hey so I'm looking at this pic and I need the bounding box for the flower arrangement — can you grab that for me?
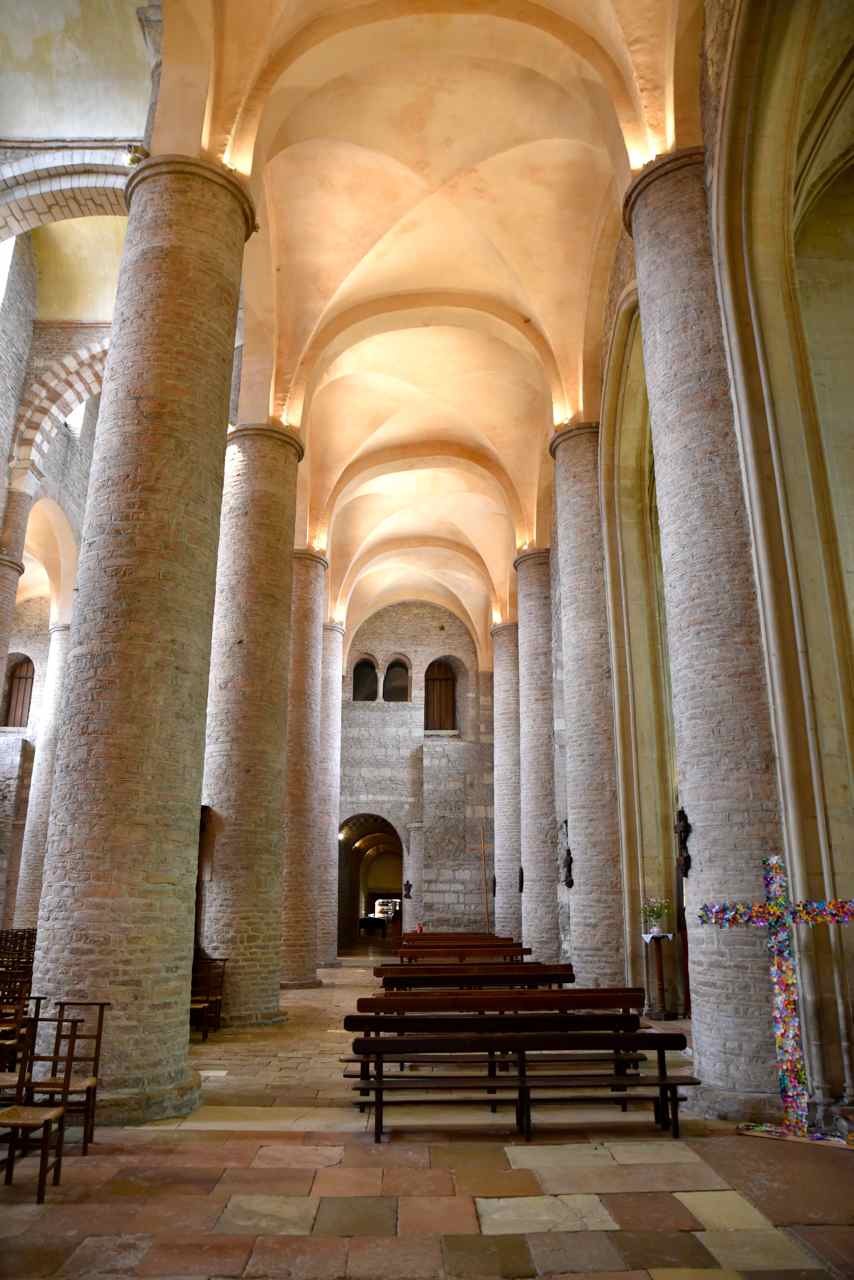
[642,896,671,932]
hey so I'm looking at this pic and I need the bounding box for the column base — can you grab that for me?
[682,1083,783,1124]
[319,959,343,969]
[95,1067,201,1127]
[220,1010,287,1028]
[280,978,323,989]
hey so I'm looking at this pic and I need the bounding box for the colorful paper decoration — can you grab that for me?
[698,856,854,1137]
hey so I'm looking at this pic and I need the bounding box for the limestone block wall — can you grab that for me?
[0,731,30,925]
[0,236,36,469]
[4,595,51,735]
[340,601,493,929]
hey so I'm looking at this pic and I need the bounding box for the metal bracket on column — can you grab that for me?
[518,866,524,894]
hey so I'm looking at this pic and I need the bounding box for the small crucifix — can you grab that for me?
[699,855,854,1135]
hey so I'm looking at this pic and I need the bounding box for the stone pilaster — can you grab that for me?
[200,423,303,1024]
[514,549,560,962]
[403,821,424,932]
[317,621,344,966]
[624,148,778,1112]
[32,154,254,1122]
[0,469,37,668]
[550,425,625,986]
[491,622,522,939]
[281,549,327,987]
[13,622,71,928]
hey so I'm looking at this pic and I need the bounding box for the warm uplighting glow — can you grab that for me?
[491,607,502,624]
[313,530,328,552]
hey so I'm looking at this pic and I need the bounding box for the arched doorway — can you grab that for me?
[337,813,403,953]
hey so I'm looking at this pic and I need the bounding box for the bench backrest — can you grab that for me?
[374,962,573,976]
[381,971,575,990]
[356,987,645,1014]
[352,1030,686,1056]
[344,1012,641,1034]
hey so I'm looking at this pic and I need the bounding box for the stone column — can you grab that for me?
[281,549,327,987]
[13,623,71,928]
[624,148,778,1112]
[32,155,254,1122]
[0,469,37,668]
[514,549,560,962]
[403,821,424,931]
[491,622,522,939]
[551,425,626,986]
[317,621,344,966]
[200,423,303,1024]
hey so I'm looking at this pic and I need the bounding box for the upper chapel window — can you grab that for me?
[383,661,409,702]
[5,657,34,727]
[424,659,456,730]
[353,659,378,701]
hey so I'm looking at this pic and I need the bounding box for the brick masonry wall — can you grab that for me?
[0,731,30,925]
[0,236,36,467]
[340,601,493,930]
[550,507,572,962]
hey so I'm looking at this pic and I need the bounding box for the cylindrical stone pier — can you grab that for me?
[281,549,327,987]
[32,154,254,1122]
[200,423,303,1024]
[625,147,778,1113]
[0,477,35,668]
[514,549,560,962]
[491,622,522,939]
[317,621,344,967]
[551,425,625,986]
[13,622,72,928]
[403,821,424,932]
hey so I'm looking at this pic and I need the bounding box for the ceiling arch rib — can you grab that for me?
[221,1,649,173]
[337,537,500,619]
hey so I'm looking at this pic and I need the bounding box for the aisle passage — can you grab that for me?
[1,969,851,1278]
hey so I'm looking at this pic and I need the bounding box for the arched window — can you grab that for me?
[352,658,378,702]
[424,659,456,730]
[383,660,409,702]
[5,657,34,727]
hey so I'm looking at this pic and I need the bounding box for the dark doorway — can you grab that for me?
[337,813,403,953]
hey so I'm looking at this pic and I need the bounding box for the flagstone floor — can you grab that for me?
[1,966,852,1279]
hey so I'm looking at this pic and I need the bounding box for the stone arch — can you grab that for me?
[382,653,411,703]
[14,341,108,471]
[350,653,379,702]
[0,149,132,242]
[337,812,404,949]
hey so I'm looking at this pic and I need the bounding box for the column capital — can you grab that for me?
[227,422,304,462]
[490,621,518,639]
[513,547,550,573]
[323,621,345,636]
[622,146,705,233]
[293,547,329,571]
[126,154,257,241]
[549,422,599,457]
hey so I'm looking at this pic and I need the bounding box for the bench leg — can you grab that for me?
[373,1092,383,1144]
[669,1086,680,1139]
[487,1053,497,1114]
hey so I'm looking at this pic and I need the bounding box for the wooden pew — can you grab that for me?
[377,964,575,990]
[356,987,646,1014]
[349,1026,698,1142]
[396,944,531,963]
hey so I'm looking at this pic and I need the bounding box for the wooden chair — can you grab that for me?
[190,958,227,1040]
[28,1001,110,1155]
[0,1015,80,1202]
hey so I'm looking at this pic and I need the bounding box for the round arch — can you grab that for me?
[337,812,404,951]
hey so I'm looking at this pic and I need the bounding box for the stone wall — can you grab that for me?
[340,601,493,929]
[0,236,36,469]
[551,505,571,961]
[4,595,51,737]
[0,731,32,925]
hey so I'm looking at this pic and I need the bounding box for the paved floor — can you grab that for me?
[1,967,852,1279]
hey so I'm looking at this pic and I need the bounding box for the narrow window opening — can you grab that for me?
[383,660,409,702]
[5,657,34,727]
[353,659,378,701]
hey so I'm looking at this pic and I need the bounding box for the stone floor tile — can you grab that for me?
[698,1229,820,1271]
[430,1143,512,1171]
[601,1192,705,1232]
[213,1194,319,1234]
[0,1203,46,1238]
[313,1196,397,1237]
[611,1229,719,1270]
[738,1272,833,1280]
[675,1191,773,1231]
[539,1272,648,1280]
[442,1233,536,1277]
[605,1142,702,1165]
[645,1270,742,1280]
[97,1166,224,1197]
[347,1234,445,1278]
[526,1227,626,1274]
[687,1138,854,1226]
[57,1234,153,1276]
[477,1195,618,1236]
[397,1194,479,1235]
[456,1169,544,1197]
[535,1164,729,1195]
[0,1241,75,1278]
[381,1167,455,1196]
[135,1233,253,1276]
[14,1197,223,1244]
[252,1145,344,1169]
[244,1235,348,1279]
[788,1225,854,1276]
[312,1168,384,1197]
[506,1146,615,1171]
[210,1167,315,1198]
[341,1144,430,1169]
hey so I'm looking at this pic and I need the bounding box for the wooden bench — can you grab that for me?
[356,987,646,1015]
[349,1027,697,1141]
[396,944,531,963]
[377,964,575,991]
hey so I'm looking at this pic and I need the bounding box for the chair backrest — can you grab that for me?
[23,1015,81,1102]
[52,1001,110,1077]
